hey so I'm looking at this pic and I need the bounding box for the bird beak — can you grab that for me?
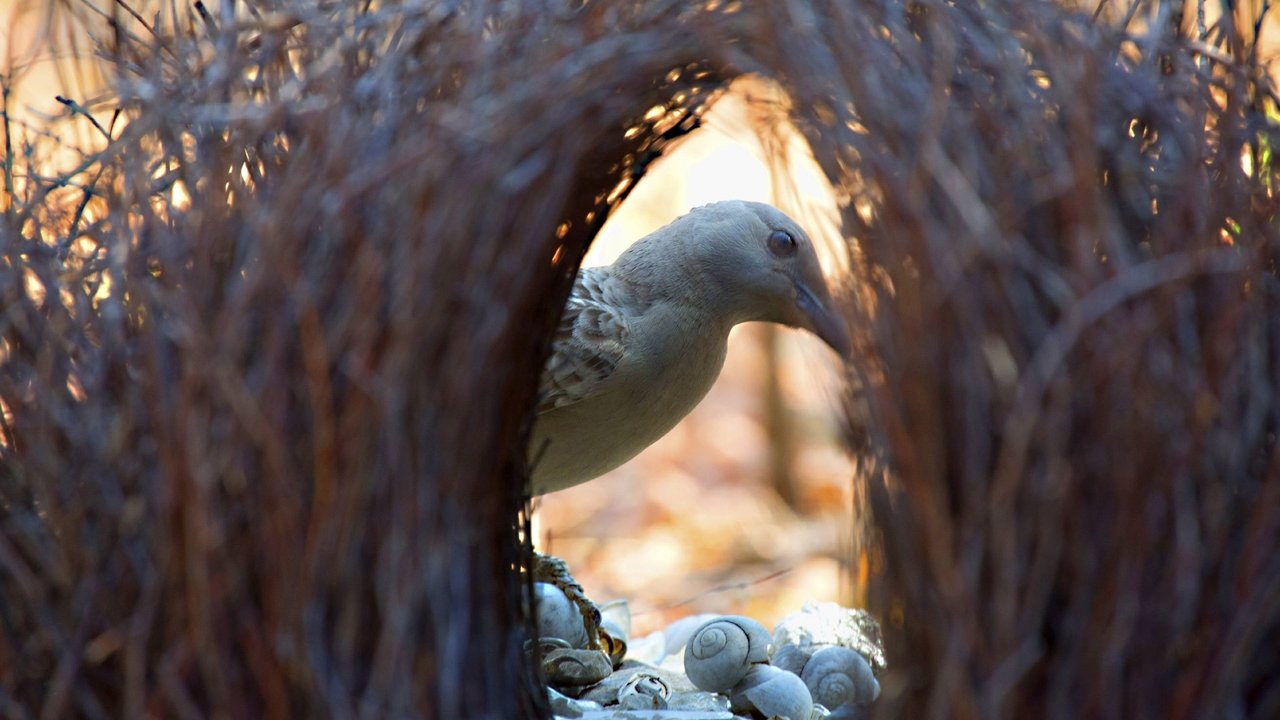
[794,281,851,358]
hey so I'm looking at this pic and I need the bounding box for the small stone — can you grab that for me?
[666,691,730,713]
[580,660,697,706]
[570,711,735,720]
[549,687,603,718]
[544,648,614,688]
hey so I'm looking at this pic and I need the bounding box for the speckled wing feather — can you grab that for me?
[537,267,631,414]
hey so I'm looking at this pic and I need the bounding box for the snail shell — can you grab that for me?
[683,615,771,692]
[534,582,590,649]
[772,602,886,672]
[728,664,813,720]
[617,672,671,710]
[771,642,813,676]
[799,645,880,711]
[598,599,630,666]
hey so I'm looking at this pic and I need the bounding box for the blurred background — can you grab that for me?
[532,78,866,638]
[1,0,109,173]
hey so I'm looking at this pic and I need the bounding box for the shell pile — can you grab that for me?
[678,613,880,720]
[536,591,883,720]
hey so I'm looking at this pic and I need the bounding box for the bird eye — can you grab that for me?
[767,229,799,257]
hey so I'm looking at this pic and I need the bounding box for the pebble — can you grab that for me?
[666,691,730,713]
[549,688,603,718]
[544,648,615,688]
[580,660,696,705]
[561,711,734,720]
[543,598,885,720]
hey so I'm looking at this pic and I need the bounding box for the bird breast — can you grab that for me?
[529,301,730,495]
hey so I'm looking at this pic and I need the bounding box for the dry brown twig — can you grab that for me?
[1,1,1278,718]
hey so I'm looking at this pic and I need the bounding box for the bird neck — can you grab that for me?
[612,228,746,329]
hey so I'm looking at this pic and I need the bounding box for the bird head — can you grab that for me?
[684,201,851,358]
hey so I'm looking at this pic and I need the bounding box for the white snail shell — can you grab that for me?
[728,664,813,720]
[771,643,813,676]
[598,599,630,666]
[799,645,880,711]
[534,582,590,649]
[617,672,671,710]
[683,615,771,692]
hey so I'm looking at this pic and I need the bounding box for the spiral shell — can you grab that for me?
[799,645,880,711]
[728,664,813,720]
[617,672,671,710]
[598,599,630,666]
[683,615,771,692]
[771,643,813,676]
[534,582,590,649]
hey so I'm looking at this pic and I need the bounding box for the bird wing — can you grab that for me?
[537,268,630,414]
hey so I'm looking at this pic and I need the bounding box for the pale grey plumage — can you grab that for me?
[536,268,634,414]
[530,200,848,495]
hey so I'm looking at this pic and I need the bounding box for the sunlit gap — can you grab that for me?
[531,76,859,637]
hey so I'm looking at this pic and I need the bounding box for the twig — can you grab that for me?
[2,77,13,215]
[639,568,794,615]
[54,96,110,140]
